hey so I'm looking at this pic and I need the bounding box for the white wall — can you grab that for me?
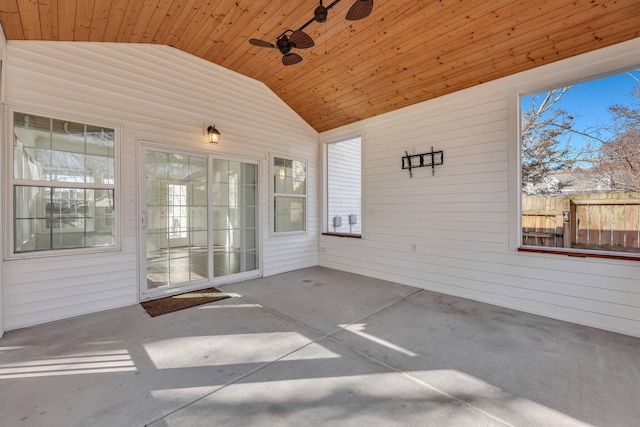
[0,24,6,337]
[2,41,318,331]
[319,38,640,338]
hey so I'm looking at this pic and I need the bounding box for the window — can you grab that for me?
[168,184,187,239]
[520,68,640,256]
[273,157,307,233]
[11,112,116,254]
[325,136,362,236]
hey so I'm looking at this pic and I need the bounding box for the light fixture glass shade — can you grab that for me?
[207,125,220,144]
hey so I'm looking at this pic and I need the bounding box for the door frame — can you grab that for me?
[138,141,262,301]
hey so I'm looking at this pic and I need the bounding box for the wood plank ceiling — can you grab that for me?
[1,0,639,132]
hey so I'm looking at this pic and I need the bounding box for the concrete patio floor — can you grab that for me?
[1,267,639,427]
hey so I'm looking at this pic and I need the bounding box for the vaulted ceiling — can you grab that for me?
[1,1,639,132]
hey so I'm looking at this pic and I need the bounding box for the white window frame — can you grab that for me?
[512,46,640,260]
[323,136,363,237]
[270,153,308,236]
[5,107,121,260]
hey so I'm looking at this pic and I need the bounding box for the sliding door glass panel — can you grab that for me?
[145,151,208,289]
[212,159,258,277]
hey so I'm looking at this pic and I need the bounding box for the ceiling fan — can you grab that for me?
[249,29,315,66]
[249,0,374,65]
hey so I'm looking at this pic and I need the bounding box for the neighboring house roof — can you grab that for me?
[525,169,614,195]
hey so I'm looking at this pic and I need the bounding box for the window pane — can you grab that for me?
[245,231,256,250]
[190,231,209,282]
[190,181,208,206]
[327,137,362,235]
[86,154,112,184]
[245,207,256,228]
[274,196,306,232]
[244,163,257,185]
[147,260,169,288]
[50,119,85,183]
[189,207,208,231]
[291,160,306,194]
[88,189,115,247]
[147,233,168,261]
[14,185,47,219]
[14,185,114,253]
[168,184,188,238]
[273,157,307,234]
[245,250,257,271]
[520,69,640,254]
[15,219,51,252]
[274,159,307,195]
[14,113,49,180]
[146,151,169,179]
[213,207,229,229]
[86,124,116,185]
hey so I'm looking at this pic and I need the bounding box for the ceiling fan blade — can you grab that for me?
[249,38,276,48]
[289,30,314,49]
[345,0,373,21]
[282,53,303,66]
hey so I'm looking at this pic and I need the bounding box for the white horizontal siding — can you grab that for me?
[0,27,6,337]
[2,41,317,330]
[319,38,640,338]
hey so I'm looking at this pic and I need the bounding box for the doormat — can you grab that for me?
[141,287,230,317]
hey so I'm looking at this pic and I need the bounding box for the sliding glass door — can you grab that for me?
[141,146,259,298]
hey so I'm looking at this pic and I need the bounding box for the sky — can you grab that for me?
[521,68,640,158]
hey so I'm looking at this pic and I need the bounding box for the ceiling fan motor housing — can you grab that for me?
[276,37,292,54]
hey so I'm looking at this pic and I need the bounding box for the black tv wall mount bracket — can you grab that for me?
[402,147,444,177]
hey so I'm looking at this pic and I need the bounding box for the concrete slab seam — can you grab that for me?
[145,288,427,426]
[324,335,516,427]
[142,294,339,426]
[322,288,424,338]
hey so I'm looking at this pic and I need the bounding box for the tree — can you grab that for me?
[592,86,640,192]
[521,87,576,195]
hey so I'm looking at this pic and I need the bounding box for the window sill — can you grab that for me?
[518,246,640,261]
[6,245,121,261]
[322,233,361,238]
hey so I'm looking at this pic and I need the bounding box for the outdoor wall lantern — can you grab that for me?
[205,124,221,144]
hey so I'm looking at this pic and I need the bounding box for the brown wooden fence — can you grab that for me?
[522,192,640,253]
